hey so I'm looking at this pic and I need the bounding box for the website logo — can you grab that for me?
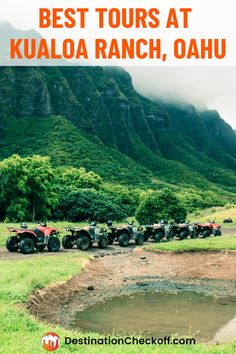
[42,332,60,351]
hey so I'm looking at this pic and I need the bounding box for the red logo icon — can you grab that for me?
[42,332,60,351]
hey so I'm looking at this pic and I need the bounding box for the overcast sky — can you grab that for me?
[126,67,236,129]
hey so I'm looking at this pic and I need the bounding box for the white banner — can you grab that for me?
[0,0,235,66]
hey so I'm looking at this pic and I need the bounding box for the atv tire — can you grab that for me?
[37,245,46,252]
[48,236,61,252]
[213,230,222,237]
[135,233,144,246]
[6,236,19,252]
[62,235,74,249]
[191,231,198,239]
[179,231,188,240]
[167,230,174,240]
[19,237,35,254]
[154,232,163,243]
[77,235,90,251]
[98,235,109,249]
[203,230,211,238]
[118,233,129,247]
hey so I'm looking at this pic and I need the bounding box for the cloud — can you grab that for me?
[126,67,236,129]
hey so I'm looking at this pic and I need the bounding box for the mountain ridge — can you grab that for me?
[0,22,236,194]
[0,65,235,194]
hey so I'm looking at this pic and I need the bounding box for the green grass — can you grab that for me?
[147,234,236,253]
[189,206,236,226]
[1,223,236,353]
[0,254,88,303]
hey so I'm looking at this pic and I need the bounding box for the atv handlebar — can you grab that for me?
[39,222,47,227]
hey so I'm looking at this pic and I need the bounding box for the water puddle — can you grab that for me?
[72,292,236,342]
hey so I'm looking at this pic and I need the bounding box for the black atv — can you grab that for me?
[167,221,190,240]
[106,221,144,247]
[223,218,233,224]
[62,221,108,251]
[143,221,167,243]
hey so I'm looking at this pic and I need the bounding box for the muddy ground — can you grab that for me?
[26,247,236,330]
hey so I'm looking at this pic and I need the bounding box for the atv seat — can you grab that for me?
[34,228,45,239]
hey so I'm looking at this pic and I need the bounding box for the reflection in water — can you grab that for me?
[71,292,236,341]
[213,316,236,343]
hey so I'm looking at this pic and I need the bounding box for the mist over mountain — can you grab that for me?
[127,67,236,129]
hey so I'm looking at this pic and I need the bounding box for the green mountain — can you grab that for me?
[0,64,236,196]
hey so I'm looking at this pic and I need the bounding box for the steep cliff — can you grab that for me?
[0,64,236,193]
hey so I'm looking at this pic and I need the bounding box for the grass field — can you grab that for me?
[189,206,236,226]
[147,234,236,253]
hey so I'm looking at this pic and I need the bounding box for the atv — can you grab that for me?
[167,221,190,240]
[6,222,61,254]
[62,221,109,251]
[223,218,233,224]
[143,221,167,243]
[191,220,222,238]
[106,221,144,247]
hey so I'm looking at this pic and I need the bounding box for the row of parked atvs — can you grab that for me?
[5,220,222,254]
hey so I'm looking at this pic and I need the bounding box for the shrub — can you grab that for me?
[101,184,141,217]
[53,189,128,222]
[135,188,187,224]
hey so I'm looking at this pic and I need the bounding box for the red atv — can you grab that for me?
[62,221,109,251]
[6,222,61,254]
[191,220,222,238]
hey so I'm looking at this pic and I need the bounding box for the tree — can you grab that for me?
[53,189,127,222]
[135,188,187,224]
[177,188,223,212]
[55,166,102,191]
[101,183,141,217]
[0,155,57,221]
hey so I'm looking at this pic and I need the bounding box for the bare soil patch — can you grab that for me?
[27,248,236,327]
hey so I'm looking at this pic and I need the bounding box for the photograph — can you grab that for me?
[0,1,236,353]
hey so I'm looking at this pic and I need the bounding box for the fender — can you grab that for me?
[77,229,91,238]
[17,230,37,237]
[37,226,57,236]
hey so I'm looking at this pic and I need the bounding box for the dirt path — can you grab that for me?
[27,247,236,328]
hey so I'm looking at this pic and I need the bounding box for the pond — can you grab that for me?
[72,291,236,342]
